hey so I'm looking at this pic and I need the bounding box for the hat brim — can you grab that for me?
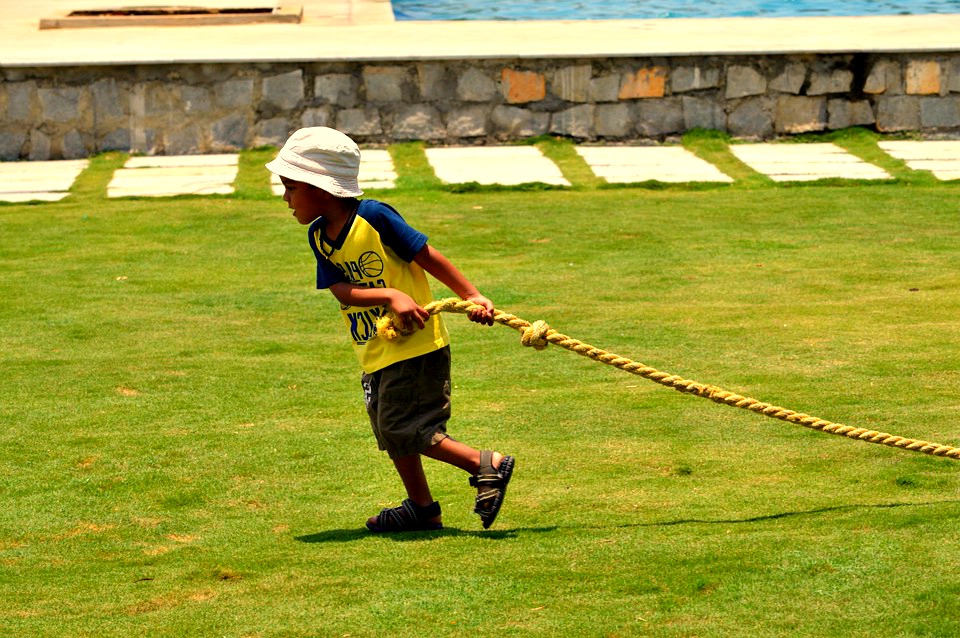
[266,155,364,198]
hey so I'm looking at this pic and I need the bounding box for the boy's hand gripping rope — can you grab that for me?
[376,298,960,461]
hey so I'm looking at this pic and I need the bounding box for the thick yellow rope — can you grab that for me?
[376,298,960,461]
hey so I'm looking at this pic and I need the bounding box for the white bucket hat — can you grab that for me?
[265,127,364,198]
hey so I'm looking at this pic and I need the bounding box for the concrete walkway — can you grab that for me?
[4,3,960,66]
[2,141,959,202]
[878,141,960,181]
[0,159,89,202]
[729,143,892,181]
[425,146,570,187]
[576,146,733,183]
[107,154,239,198]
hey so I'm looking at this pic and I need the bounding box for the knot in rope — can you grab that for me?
[520,320,551,350]
[375,314,409,343]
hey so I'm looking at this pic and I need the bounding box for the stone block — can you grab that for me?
[457,68,498,102]
[61,130,88,159]
[164,125,203,155]
[28,129,51,161]
[551,64,592,102]
[0,131,26,160]
[99,128,131,152]
[595,103,634,137]
[949,58,960,93]
[682,96,724,130]
[211,113,249,150]
[501,68,546,104]
[726,66,766,99]
[5,81,35,122]
[775,96,827,133]
[262,70,304,110]
[618,67,667,99]
[589,74,621,102]
[807,69,854,95]
[876,96,921,131]
[336,108,383,137]
[130,128,159,155]
[446,105,490,137]
[770,62,806,94]
[392,105,446,140]
[490,105,549,138]
[727,98,773,138]
[827,99,875,129]
[255,118,292,147]
[671,66,720,93]
[864,60,902,95]
[905,60,942,95]
[39,87,81,123]
[315,74,358,107]
[419,63,454,101]
[550,104,595,138]
[91,79,124,119]
[181,86,212,114]
[364,66,407,102]
[216,78,254,108]
[301,106,333,128]
[920,96,960,128]
[143,83,175,117]
[635,97,683,136]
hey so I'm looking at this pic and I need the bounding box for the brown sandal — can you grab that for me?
[470,451,515,529]
[366,499,442,533]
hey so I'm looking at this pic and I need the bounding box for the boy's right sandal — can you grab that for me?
[470,451,515,529]
[366,498,443,533]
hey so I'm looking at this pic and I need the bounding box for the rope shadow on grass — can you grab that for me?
[295,526,558,544]
[614,499,960,529]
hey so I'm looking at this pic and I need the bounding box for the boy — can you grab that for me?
[266,127,515,532]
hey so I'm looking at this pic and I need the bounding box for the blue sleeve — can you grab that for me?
[357,200,428,262]
[307,219,347,289]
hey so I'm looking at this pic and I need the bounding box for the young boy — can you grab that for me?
[267,127,515,532]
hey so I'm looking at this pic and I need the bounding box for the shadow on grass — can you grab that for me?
[618,499,960,529]
[296,501,960,542]
[296,526,558,544]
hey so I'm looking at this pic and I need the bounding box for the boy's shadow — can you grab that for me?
[296,526,557,544]
[296,499,960,544]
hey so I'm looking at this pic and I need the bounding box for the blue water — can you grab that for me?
[392,0,960,21]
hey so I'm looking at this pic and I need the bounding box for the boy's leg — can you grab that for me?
[366,453,442,529]
[392,453,435,508]
[426,438,515,530]
[423,437,504,474]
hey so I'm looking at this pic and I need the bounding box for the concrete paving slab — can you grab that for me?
[269,149,397,195]
[730,143,891,181]
[878,141,960,180]
[0,192,73,203]
[108,177,236,198]
[108,156,239,197]
[424,147,570,186]
[357,149,399,188]
[112,166,241,179]
[124,154,240,168]
[0,159,88,202]
[576,146,733,183]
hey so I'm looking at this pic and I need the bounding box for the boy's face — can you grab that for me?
[280,176,329,225]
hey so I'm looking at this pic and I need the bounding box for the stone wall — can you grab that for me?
[1,52,959,160]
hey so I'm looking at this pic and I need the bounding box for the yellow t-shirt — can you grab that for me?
[308,200,450,374]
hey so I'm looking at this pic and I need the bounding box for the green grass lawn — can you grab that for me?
[1,140,960,636]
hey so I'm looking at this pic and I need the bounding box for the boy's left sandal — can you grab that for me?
[366,499,443,533]
[470,451,516,529]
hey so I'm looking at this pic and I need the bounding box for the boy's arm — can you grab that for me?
[413,244,495,326]
[328,282,430,330]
